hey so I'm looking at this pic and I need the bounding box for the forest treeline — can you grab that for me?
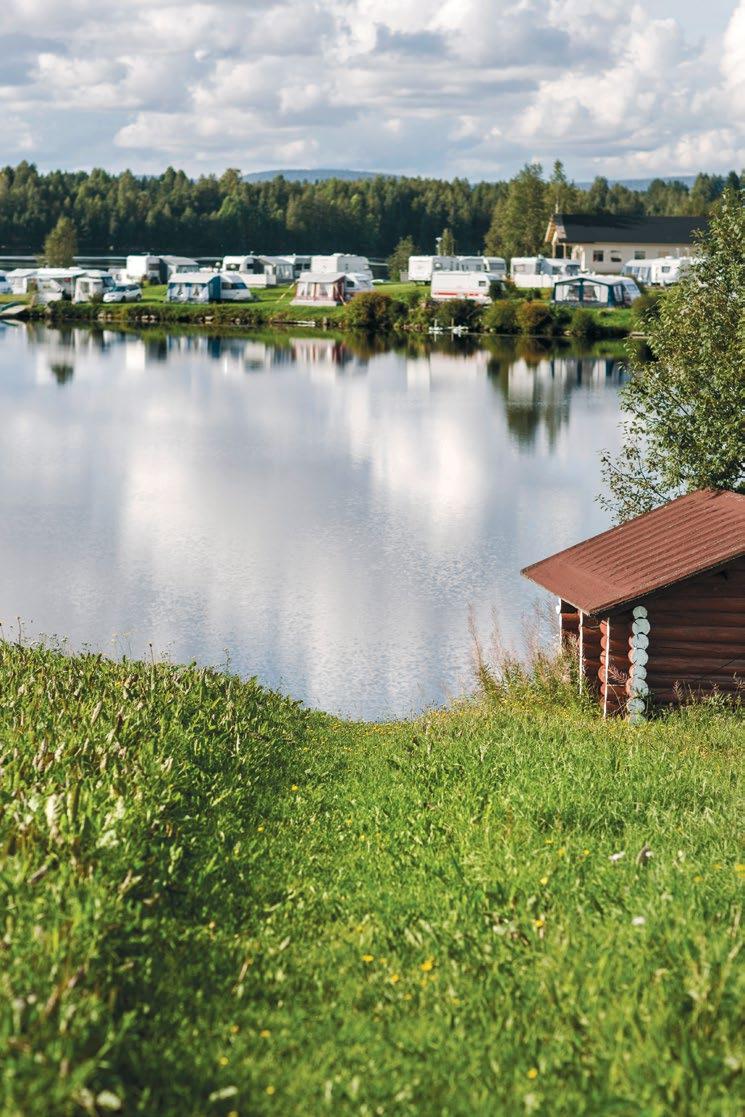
[0,160,741,258]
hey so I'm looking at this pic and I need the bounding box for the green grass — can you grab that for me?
[1,642,742,1115]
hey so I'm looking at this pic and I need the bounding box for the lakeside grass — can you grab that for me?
[2,283,634,337]
[1,641,743,1115]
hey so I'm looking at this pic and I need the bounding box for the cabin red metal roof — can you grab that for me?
[522,489,745,616]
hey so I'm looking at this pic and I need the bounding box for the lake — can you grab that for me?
[0,323,626,719]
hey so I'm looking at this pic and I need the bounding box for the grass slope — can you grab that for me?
[1,643,743,1115]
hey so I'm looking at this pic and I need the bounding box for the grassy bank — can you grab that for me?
[1,642,742,1115]
[3,283,635,339]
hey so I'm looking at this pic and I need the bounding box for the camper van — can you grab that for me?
[408,256,461,282]
[311,254,372,280]
[431,272,503,304]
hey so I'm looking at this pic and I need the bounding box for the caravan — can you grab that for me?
[73,271,117,303]
[408,255,460,282]
[552,274,641,307]
[510,256,580,288]
[431,272,503,304]
[311,254,372,281]
[458,255,507,278]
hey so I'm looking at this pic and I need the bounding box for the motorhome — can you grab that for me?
[408,255,461,282]
[552,274,641,307]
[311,254,372,280]
[166,271,256,303]
[73,271,117,303]
[458,255,507,278]
[510,256,581,288]
[431,272,503,304]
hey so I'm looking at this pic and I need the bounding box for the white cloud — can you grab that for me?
[0,0,742,176]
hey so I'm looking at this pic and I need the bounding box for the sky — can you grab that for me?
[2,0,744,180]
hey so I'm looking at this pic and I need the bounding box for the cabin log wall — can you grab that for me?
[634,559,745,704]
[599,611,633,716]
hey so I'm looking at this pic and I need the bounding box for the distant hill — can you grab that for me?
[243,168,385,183]
[576,175,699,190]
[244,169,703,188]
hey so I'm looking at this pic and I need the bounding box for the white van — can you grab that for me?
[431,272,502,304]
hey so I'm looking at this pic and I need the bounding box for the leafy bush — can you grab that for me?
[566,307,599,339]
[483,300,519,333]
[516,298,556,335]
[631,290,663,328]
[342,291,405,330]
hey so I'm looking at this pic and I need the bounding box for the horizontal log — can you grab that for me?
[649,689,742,704]
[639,625,745,643]
[641,640,745,658]
[646,677,743,692]
[644,658,745,675]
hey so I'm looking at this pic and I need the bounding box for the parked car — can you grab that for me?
[103,284,142,304]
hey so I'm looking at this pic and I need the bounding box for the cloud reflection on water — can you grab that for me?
[0,324,625,718]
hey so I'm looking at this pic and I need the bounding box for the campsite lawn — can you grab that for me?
[1,642,743,1116]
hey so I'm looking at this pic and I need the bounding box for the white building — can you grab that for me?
[546,214,708,275]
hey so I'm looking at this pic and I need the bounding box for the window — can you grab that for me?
[634,250,646,260]
[592,250,604,263]
[610,251,622,263]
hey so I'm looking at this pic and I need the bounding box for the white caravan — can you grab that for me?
[35,268,85,303]
[6,268,38,294]
[222,255,296,286]
[622,255,698,287]
[125,255,161,283]
[73,271,117,303]
[458,255,507,278]
[311,253,372,280]
[408,255,461,282]
[510,255,581,288]
[0,271,12,295]
[431,272,502,304]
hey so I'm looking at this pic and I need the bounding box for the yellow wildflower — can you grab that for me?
[557,847,566,858]
[218,1055,229,1067]
[533,918,544,929]
[582,849,590,856]
[390,973,400,984]
[265,1085,275,1096]
[539,875,549,886]
[421,958,434,972]
[260,1029,271,1038]
[527,1067,538,1080]
[290,785,299,792]
[735,863,745,873]
[257,825,265,832]
[229,1024,240,1034]
[362,953,374,963]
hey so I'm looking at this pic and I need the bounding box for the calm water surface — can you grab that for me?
[0,323,626,718]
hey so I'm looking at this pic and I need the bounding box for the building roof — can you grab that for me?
[548,213,708,245]
[522,489,745,616]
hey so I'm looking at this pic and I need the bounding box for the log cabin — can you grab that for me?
[522,489,745,717]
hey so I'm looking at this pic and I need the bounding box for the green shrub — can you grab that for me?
[566,307,599,339]
[631,290,663,328]
[516,298,556,335]
[342,291,405,330]
[483,300,519,333]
